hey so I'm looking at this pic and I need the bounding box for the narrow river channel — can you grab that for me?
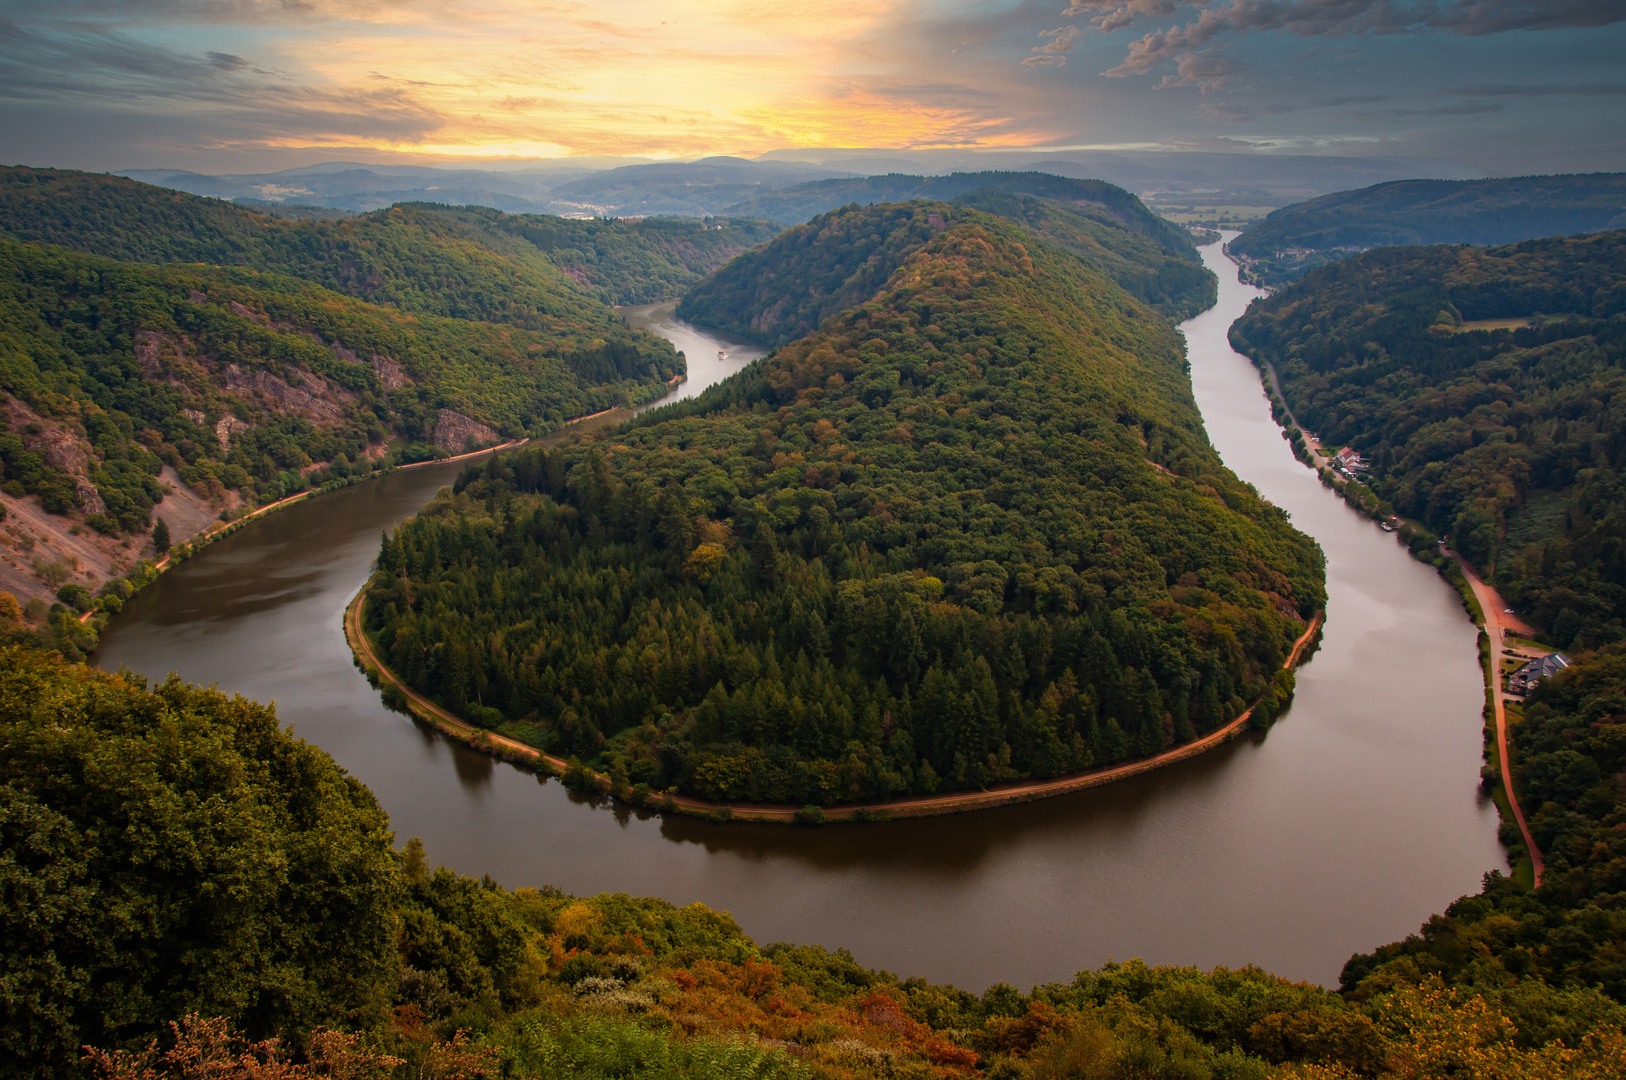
[96,248,1504,992]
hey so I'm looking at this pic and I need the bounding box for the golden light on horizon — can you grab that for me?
[224,0,1058,161]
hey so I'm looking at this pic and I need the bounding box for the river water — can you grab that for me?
[96,257,1503,992]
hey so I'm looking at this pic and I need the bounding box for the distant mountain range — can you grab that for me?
[115,150,1485,221]
[1228,172,1626,288]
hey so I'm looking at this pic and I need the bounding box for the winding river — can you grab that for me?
[96,242,1504,993]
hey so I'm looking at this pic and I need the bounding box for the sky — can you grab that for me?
[1,0,1623,175]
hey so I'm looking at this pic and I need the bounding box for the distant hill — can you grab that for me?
[1230,173,1626,287]
[0,167,778,311]
[723,171,1193,242]
[685,175,1213,339]
[950,188,1215,320]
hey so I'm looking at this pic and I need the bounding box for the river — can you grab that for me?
[96,256,1504,992]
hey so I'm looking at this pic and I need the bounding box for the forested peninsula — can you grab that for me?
[359,201,1322,809]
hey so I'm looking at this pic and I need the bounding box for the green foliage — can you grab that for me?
[0,166,774,314]
[0,646,402,1076]
[949,189,1216,320]
[680,189,1211,345]
[1231,230,1626,649]
[9,642,1626,1078]
[367,204,1322,805]
[0,235,677,528]
[1230,172,1626,288]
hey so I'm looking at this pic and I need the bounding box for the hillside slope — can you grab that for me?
[1229,230,1626,650]
[723,171,1191,246]
[364,203,1323,806]
[679,195,1211,346]
[0,167,776,311]
[1230,172,1626,287]
[0,237,679,609]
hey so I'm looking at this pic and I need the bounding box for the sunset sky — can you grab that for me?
[2,1,1623,174]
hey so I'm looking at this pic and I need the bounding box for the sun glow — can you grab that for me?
[204,0,1052,160]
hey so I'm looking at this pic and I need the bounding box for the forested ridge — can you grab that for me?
[721,171,1195,251]
[1228,173,1626,288]
[1230,231,1626,651]
[683,179,1212,339]
[0,237,678,540]
[363,202,1322,807]
[0,166,778,313]
[7,644,1626,1078]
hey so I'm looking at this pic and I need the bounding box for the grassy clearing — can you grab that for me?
[1155,204,1278,226]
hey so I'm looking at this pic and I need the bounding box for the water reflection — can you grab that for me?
[98,274,1503,992]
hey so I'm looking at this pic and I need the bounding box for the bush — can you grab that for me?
[795,804,826,826]
[54,583,92,612]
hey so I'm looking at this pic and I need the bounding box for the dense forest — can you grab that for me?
[1230,231,1626,651]
[7,642,1626,1078]
[679,192,1211,344]
[0,237,679,537]
[950,189,1216,321]
[362,202,1322,807]
[1229,173,1626,288]
[0,167,778,316]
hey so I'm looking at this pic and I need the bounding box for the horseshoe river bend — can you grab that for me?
[95,239,1505,994]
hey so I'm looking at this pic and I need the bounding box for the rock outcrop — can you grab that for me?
[432,409,501,453]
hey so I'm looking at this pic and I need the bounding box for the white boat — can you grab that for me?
[717,349,727,360]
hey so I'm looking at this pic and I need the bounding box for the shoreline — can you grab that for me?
[345,583,1323,824]
[1249,330,1541,886]
[81,437,528,630]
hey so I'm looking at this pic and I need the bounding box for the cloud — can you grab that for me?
[1085,1,1626,94]
[1023,24,1081,66]
[1445,81,1626,97]
[1151,48,1248,94]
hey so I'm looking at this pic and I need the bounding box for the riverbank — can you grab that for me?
[346,581,1323,824]
[1243,288,1542,887]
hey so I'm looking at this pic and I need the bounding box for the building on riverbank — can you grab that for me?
[1509,652,1571,696]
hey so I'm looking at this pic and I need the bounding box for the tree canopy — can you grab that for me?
[1230,230,1626,651]
[0,237,679,532]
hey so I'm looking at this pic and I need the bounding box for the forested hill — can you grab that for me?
[679,196,1212,346]
[944,188,1215,319]
[12,644,1626,1079]
[364,203,1323,808]
[1229,230,1626,650]
[0,236,680,622]
[723,170,1196,251]
[0,166,777,310]
[1229,172,1626,288]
